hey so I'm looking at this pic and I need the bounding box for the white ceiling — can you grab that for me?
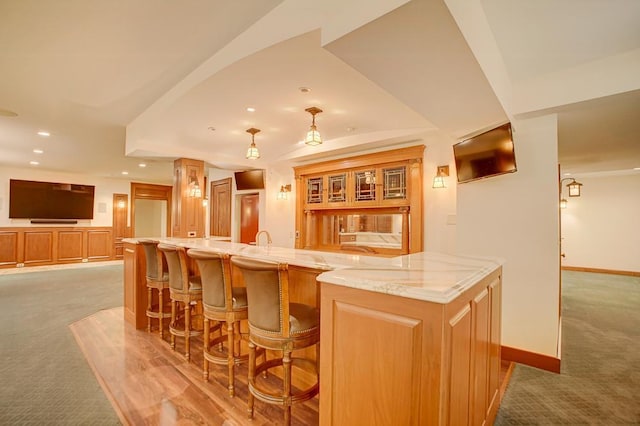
[1,0,639,184]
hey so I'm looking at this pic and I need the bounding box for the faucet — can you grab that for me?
[255,230,272,247]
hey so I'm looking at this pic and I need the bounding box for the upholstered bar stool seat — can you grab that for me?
[231,256,320,426]
[157,244,204,361]
[187,249,250,397]
[139,240,171,334]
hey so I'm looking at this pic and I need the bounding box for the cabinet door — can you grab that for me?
[353,169,379,206]
[382,165,407,205]
[327,173,348,207]
[305,176,324,207]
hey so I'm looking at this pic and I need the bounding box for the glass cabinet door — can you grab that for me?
[383,166,406,200]
[328,173,347,203]
[306,177,323,204]
[354,170,376,202]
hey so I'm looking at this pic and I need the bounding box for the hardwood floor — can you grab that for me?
[70,307,318,425]
[71,307,513,425]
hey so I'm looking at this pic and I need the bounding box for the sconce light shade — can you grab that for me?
[246,127,260,160]
[560,198,567,209]
[202,198,208,207]
[117,200,126,209]
[277,184,292,200]
[432,165,449,189]
[304,107,323,146]
[188,173,202,198]
[567,180,582,197]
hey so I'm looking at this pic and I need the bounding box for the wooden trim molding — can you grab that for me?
[501,345,561,373]
[561,266,640,278]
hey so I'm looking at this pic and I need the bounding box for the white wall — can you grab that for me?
[456,114,561,358]
[0,166,130,227]
[562,173,640,272]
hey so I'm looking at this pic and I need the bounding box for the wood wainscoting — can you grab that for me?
[0,226,113,268]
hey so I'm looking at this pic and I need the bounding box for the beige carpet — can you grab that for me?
[495,271,640,425]
[0,265,123,425]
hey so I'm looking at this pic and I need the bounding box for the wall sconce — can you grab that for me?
[277,184,292,200]
[304,107,323,146]
[567,179,583,197]
[560,177,583,207]
[202,198,208,207]
[432,165,449,189]
[246,127,260,160]
[188,174,202,198]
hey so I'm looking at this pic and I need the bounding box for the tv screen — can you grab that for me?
[453,123,517,183]
[234,169,265,190]
[9,179,95,220]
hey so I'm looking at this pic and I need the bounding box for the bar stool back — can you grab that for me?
[139,239,170,333]
[187,249,247,397]
[231,256,319,426]
[157,244,203,361]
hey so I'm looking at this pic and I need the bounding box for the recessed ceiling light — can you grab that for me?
[299,87,312,93]
[0,108,18,117]
[563,172,571,176]
[246,107,256,112]
[346,127,355,132]
[121,171,129,175]
[208,126,216,131]
[37,131,50,137]
[29,161,39,165]
[33,149,44,154]
[634,167,640,171]
[138,163,146,168]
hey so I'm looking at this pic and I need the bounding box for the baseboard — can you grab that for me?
[561,266,639,277]
[501,345,560,373]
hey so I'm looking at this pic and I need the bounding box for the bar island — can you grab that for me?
[123,237,503,425]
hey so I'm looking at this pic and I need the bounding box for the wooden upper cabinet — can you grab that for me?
[303,163,409,209]
[294,146,424,254]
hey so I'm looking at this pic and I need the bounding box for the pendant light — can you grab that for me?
[246,127,260,160]
[304,107,323,146]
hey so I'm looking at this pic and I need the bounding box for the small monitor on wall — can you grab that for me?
[453,122,517,184]
[234,169,265,191]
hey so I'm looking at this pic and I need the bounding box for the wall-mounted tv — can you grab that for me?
[234,169,265,191]
[9,179,95,220]
[453,122,517,184]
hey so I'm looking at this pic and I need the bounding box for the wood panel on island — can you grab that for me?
[294,145,424,256]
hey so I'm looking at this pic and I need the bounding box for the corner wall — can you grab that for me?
[456,114,561,357]
[561,173,640,273]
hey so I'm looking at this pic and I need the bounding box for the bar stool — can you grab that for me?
[187,249,247,397]
[139,239,170,334]
[157,244,203,361]
[231,256,320,426]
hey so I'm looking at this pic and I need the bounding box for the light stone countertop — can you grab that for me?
[316,251,504,304]
[123,237,503,304]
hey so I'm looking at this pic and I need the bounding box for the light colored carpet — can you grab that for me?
[495,271,640,425]
[0,265,123,425]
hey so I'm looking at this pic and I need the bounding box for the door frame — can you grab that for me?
[130,182,173,238]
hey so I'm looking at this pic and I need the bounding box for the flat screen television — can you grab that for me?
[234,169,265,190]
[453,122,517,183]
[9,179,95,220]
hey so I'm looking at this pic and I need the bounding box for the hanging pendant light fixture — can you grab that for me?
[245,127,260,160]
[304,107,323,146]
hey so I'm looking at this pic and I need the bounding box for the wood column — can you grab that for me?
[172,158,205,238]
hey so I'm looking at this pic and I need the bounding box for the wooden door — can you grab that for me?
[240,193,259,244]
[210,178,232,237]
[112,193,128,259]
